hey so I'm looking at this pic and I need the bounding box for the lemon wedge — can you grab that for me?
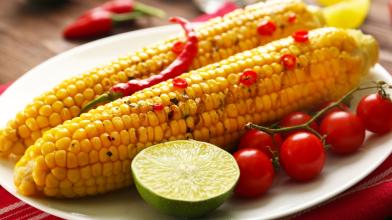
[322,0,370,28]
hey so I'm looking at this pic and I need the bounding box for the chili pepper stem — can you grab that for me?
[79,92,123,115]
[111,11,146,23]
[247,81,390,140]
[134,2,166,18]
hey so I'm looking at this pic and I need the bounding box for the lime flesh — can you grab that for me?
[322,0,370,28]
[131,140,240,218]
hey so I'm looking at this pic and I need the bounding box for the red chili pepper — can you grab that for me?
[82,0,165,18]
[173,77,188,89]
[257,20,277,36]
[288,13,296,23]
[152,103,164,111]
[102,0,134,13]
[280,54,297,69]
[292,30,309,43]
[389,0,392,22]
[80,17,198,113]
[240,70,258,86]
[63,10,113,39]
[172,41,185,55]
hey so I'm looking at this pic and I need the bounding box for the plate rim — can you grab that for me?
[0,24,391,220]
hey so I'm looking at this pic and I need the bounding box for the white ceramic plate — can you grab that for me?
[0,25,391,220]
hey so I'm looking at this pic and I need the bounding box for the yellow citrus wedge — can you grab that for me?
[318,0,345,6]
[322,0,370,28]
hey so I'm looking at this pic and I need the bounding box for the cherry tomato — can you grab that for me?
[238,129,282,158]
[233,148,275,198]
[357,93,392,134]
[320,111,365,155]
[280,112,319,137]
[279,132,325,181]
[316,102,350,122]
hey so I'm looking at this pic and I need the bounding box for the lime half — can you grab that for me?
[322,0,370,28]
[131,140,240,218]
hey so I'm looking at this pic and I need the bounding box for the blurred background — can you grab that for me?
[0,0,390,84]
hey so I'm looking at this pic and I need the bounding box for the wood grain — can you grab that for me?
[0,0,390,84]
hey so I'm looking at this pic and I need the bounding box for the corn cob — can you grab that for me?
[14,27,378,197]
[0,0,324,158]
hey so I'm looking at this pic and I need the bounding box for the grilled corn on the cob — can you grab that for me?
[0,0,324,158]
[14,28,378,197]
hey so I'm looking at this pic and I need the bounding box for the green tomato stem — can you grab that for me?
[246,82,389,138]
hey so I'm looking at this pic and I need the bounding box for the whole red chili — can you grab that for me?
[80,17,198,113]
[257,20,277,36]
[280,54,297,69]
[65,0,165,39]
[81,0,165,18]
[240,70,258,86]
[152,103,164,111]
[288,13,297,23]
[292,30,309,43]
[173,77,188,89]
[172,41,185,55]
[102,0,134,13]
[63,10,113,39]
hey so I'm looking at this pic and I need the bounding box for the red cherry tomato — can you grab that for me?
[233,148,275,198]
[238,129,282,158]
[280,132,325,181]
[280,112,319,137]
[357,93,392,134]
[316,102,350,122]
[320,111,365,155]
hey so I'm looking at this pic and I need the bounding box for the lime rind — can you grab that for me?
[132,140,240,218]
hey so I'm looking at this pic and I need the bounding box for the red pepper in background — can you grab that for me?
[64,10,113,39]
[102,0,134,13]
[64,0,165,39]
[389,0,392,22]
[80,17,199,113]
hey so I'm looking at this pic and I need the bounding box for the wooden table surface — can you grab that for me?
[0,0,391,84]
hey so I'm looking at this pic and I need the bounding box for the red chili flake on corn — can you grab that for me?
[240,70,258,86]
[288,13,297,23]
[173,77,188,89]
[292,30,309,43]
[257,20,277,36]
[152,103,164,111]
[280,54,297,69]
